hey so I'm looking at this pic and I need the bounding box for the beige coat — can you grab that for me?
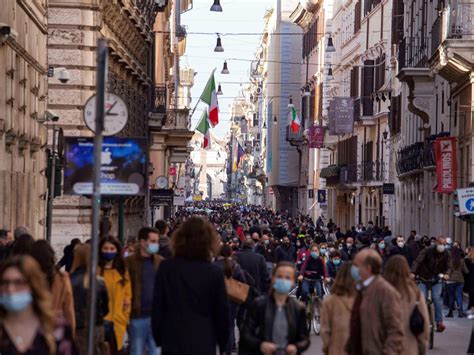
[51,271,76,335]
[346,275,405,355]
[321,294,354,355]
[399,287,429,355]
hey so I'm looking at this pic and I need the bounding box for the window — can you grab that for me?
[350,68,360,97]
[354,1,361,33]
[374,54,385,90]
[361,60,374,116]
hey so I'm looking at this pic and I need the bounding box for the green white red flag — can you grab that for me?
[200,70,219,127]
[288,106,301,133]
[196,111,211,149]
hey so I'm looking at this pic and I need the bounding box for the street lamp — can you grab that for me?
[214,34,224,52]
[217,83,223,95]
[383,129,389,140]
[326,35,336,52]
[327,65,334,80]
[210,0,223,12]
[221,60,230,74]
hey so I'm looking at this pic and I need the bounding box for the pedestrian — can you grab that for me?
[411,237,451,332]
[326,250,343,279]
[0,256,77,354]
[389,235,414,267]
[341,236,358,261]
[70,243,109,354]
[29,240,76,335]
[384,255,429,355]
[464,247,474,309]
[260,233,277,276]
[57,238,81,272]
[214,244,247,355]
[276,236,296,263]
[0,229,13,261]
[98,236,132,354]
[236,239,269,294]
[446,244,468,318]
[10,233,35,256]
[239,261,310,355]
[155,220,172,259]
[125,227,163,355]
[321,262,355,355]
[346,248,404,355]
[152,217,230,354]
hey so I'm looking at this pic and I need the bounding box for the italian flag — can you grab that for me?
[288,106,301,133]
[196,111,211,149]
[200,70,219,127]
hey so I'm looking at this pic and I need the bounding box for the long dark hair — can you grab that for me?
[29,240,58,289]
[451,246,463,269]
[98,237,127,284]
[220,244,234,278]
[172,217,219,261]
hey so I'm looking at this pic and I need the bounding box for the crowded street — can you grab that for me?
[2,0,474,354]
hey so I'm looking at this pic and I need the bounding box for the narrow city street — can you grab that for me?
[307,315,472,354]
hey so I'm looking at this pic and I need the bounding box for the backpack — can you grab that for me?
[409,291,425,336]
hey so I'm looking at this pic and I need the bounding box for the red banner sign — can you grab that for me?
[308,125,325,149]
[434,137,457,193]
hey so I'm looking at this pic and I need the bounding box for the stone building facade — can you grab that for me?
[0,0,49,238]
[47,0,157,249]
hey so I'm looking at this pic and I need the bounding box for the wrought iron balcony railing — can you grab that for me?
[398,36,431,71]
[151,84,167,114]
[286,125,304,144]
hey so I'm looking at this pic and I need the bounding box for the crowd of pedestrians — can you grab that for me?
[0,204,472,354]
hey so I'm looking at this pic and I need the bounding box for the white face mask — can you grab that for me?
[397,242,405,248]
[436,244,446,253]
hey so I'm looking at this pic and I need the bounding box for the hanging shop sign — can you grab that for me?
[331,97,354,135]
[434,136,457,194]
[64,137,147,196]
[308,125,325,148]
[317,189,327,204]
[150,189,174,207]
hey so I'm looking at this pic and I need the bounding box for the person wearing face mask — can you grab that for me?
[374,238,390,264]
[326,250,343,279]
[445,243,468,318]
[0,256,77,354]
[341,236,358,261]
[389,235,414,267]
[239,262,310,355]
[98,237,131,354]
[411,237,452,332]
[125,227,163,355]
[276,236,296,263]
[260,234,277,276]
[297,246,326,303]
[346,249,404,355]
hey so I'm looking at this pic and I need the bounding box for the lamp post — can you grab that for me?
[46,124,57,243]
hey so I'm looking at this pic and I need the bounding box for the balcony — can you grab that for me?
[396,135,445,177]
[398,37,431,71]
[430,3,474,82]
[286,125,304,144]
[151,84,167,114]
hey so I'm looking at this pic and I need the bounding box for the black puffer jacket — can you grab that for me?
[412,246,452,280]
[70,267,109,329]
[239,295,310,354]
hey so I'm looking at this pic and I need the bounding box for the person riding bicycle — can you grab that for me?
[411,237,452,332]
[298,245,326,303]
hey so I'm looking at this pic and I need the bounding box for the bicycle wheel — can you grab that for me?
[428,300,435,349]
[306,297,313,334]
[312,297,321,336]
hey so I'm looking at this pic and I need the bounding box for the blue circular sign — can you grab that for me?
[466,198,474,212]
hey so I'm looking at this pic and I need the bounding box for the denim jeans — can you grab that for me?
[301,279,322,303]
[419,282,443,323]
[447,282,464,312]
[129,317,160,355]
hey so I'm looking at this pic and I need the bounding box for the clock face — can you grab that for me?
[84,93,129,136]
[156,176,168,189]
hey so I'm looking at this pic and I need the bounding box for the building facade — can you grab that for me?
[0,0,49,238]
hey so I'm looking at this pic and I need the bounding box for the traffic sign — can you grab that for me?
[457,187,474,216]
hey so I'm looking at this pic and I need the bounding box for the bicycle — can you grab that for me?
[416,275,443,350]
[301,277,323,336]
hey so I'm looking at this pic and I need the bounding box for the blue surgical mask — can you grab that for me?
[146,243,160,255]
[333,259,341,266]
[310,251,319,259]
[273,278,293,295]
[0,291,33,312]
[320,248,327,255]
[101,252,117,261]
[378,243,385,250]
[351,265,361,282]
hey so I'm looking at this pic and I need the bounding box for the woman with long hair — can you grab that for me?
[213,244,247,355]
[384,255,429,354]
[152,216,230,354]
[320,262,355,355]
[239,261,310,355]
[30,240,76,335]
[98,237,131,354]
[0,255,76,354]
[70,243,109,354]
[446,243,468,318]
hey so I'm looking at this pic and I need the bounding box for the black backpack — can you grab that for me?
[409,291,425,336]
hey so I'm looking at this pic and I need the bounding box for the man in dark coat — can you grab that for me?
[389,235,414,266]
[275,236,296,263]
[57,238,81,272]
[236,240,269,294]
[341,236,358,261]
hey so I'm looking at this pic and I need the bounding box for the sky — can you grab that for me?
[181,0,274,139]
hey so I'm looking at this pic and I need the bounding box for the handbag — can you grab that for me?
[409,291,425,336]
[224,276,250,304]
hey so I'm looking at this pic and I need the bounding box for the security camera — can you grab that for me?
[58,70,70,84]
[0,24,11,36]
[46,110,60,122]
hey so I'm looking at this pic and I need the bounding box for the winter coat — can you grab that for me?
[239,295,310,354]
[411,246,452,280]
[389,246,414,267]
[276,245,296,263]
[51,271,76,335]
[321,294,354,355]
[346,276,404,355]
[236,249,269,293]
[464,258,474,293]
